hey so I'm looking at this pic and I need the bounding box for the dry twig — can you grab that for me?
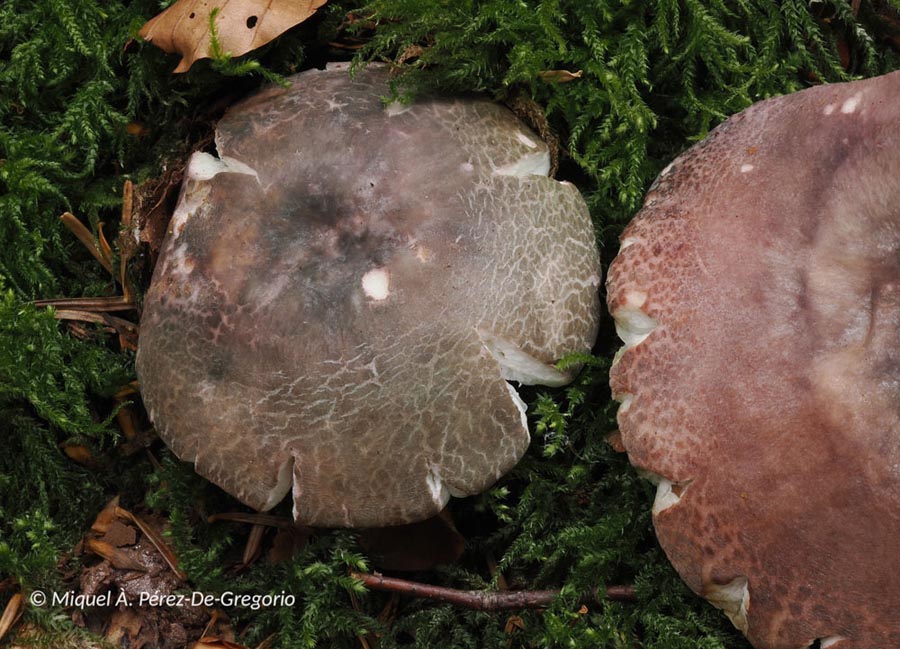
[351,572,636,611]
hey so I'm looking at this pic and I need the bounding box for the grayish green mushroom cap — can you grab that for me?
[136,64,601,527]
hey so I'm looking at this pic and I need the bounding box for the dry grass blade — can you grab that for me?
[32,296,135,312]
[254,634,278,649]
[97,222,114,267]
[53,310,107,325]
[60,212,113,272]
[199,610,220,641]
[119,180,136,303]
[121,180,134,229]
[115,507,187,581]
[241,523,266,566]
[51,310,138,330]
[207,512,295,529]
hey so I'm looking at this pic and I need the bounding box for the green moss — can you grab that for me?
[1,0,898,647]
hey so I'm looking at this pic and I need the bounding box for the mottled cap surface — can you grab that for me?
[137,64,601,528]
[607,71,900,649]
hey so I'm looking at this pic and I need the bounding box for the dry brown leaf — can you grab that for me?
[538,69,584,83]
[605,429,626,453]
[0,594,23,643]
[140,0,328,73]
[61,444,97,467]
[192,637,247,649]
[91,496,121,534]
[503,614,525,634]
[102,520,138,547]
[115,506,187,581]
[105,607,144,646]
[85,538,147,572]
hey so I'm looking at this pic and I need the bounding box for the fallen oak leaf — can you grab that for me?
[140,0,328,73]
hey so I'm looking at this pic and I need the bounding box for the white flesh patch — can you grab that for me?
[841,93,862,114]
[818,636,846,648]
[740,164,754,173]
[171,153,259,238]
[170,181,210,238]
[477,329,570,386]
[505,382,529,433]
[705,576,751,634]
[652,477,688,514]
[615,393,634,414]
[425,463,451,507]
[361,268,390,300]
[823,103,836,115]
[187,151,258,182]
[516,132,538,148]
[262,456,294,511]
[613,306,658,349]
[164,244,195,280]
[493,150,551,178]
[619,236,640,251]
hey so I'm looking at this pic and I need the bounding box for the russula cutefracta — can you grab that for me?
[607,72,900,648]
[137,64,601,528]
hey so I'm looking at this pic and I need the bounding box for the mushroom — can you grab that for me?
[607,71,900,648]
[136,64,601,528]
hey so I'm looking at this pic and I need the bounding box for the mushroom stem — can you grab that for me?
[350,571,636,611]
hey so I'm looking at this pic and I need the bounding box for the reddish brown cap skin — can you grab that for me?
[607,72,900,649]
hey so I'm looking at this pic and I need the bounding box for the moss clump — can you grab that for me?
[2,1,898,647]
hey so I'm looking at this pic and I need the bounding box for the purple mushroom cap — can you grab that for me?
[607,72,900,648]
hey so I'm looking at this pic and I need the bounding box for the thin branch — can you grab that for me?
[350,572,636,611]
